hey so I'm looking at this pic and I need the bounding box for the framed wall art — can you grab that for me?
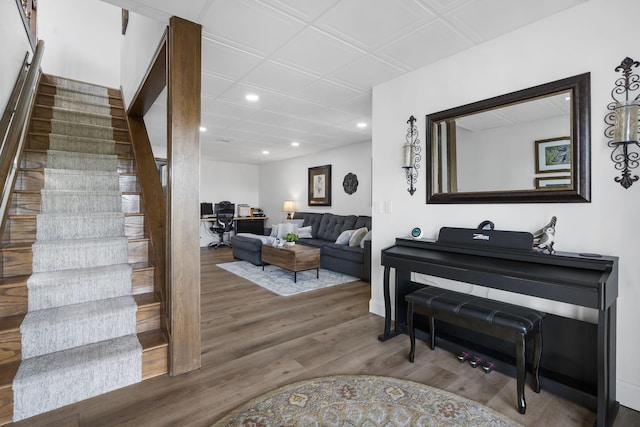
[308,165,332,206]
[535,136,571,173]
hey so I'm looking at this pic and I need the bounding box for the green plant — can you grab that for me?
[284,232,299,242]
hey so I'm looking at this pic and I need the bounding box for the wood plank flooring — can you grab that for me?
[8,247,640,426]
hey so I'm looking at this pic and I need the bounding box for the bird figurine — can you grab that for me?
[533,216,556,254]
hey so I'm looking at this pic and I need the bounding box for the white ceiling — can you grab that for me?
[101,0,588,164]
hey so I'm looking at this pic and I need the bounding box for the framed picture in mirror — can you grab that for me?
[535,137,571,173]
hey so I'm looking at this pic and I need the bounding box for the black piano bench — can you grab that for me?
[406,285,545,415]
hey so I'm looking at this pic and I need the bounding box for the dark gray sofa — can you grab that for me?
[230,212,371,281]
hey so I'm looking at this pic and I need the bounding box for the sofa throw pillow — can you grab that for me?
[276,222,298,239]
[360,230,372,248]
[297,225,313,238]
[335,229,355,245]
[349,227,368,247]
[269,224,279,238]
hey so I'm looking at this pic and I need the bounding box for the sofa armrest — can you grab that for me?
[364,239,371,281]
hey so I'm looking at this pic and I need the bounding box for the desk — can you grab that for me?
[380,237,618,427]
[200,216,268,235]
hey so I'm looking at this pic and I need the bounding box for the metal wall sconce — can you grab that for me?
[402,115,421,195]
[605,57,640,188]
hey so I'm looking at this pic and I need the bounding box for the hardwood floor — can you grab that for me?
[9,247,640,426]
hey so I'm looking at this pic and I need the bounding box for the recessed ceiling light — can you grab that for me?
[357,122,367,128]
[262,150,269,155]
[199,126,207,132]
[291,141,300,147]
[245,94,259,102]
[565,96,570,101]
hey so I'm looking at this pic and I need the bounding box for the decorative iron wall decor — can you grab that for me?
[343,172,358,194]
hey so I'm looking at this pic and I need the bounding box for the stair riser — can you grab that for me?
[3,215,144,244]
[41,192,122,214]
[37,214,124,241]
[137,303,161,334]
[2,240,149,277]
[0,266,154,317]
[0,330,21,365]
[0,282,27,317]
[31,119,129,142]
[10,192,142,215]
[21,148,135,172]
[27,134,132,158]
[35,93,125,117]
[14,170,138,193]
[32,105,126,129]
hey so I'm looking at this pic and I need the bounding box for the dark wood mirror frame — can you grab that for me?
[426,72,591,204]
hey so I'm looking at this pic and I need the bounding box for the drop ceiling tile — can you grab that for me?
[273,27,365,76]
[377,19,473,70]
[201,73,235,99]
[297,80,362,107]
[283,119,328,134]
[200,0,305,55]
[203,100,259,119]
[243,60,319,95]
[245,110,297,127]
[310,108,359,126]
[416,0,474,15]
[261,0,340,22]
[328,55,406,90]
[201,38,264,80]
[315,0,432,50]
[336,94,372,117]
[265,97,326,118]
[447,0,584,43]
[217,83,287,108]
[132,0,211,21]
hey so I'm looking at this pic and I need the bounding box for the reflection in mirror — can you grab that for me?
[426,73,591,204]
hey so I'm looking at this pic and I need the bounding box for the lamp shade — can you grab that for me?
[282,200,296,212]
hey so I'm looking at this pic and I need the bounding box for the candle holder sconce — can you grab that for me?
[402,115,421,195]
[605,57,640,189]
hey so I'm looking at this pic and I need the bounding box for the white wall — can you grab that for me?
[120,11,167,106]
[371,0,640,410]
[199,157,259,246]
[37,0,121,88]
[259,141,372,227]
[0,1,33,114]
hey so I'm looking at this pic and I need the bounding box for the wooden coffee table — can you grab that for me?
[261,244,320,283]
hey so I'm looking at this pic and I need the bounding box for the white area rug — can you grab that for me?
[217,261,359,296]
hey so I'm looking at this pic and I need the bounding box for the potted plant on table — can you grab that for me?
[284,232,299,247]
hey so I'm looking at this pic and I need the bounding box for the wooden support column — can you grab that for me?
[167,16,202,375]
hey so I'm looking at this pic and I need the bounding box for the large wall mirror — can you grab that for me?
[426,73,591,204]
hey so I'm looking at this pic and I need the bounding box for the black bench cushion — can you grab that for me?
[406,286,545,335]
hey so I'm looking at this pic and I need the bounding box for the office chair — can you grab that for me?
[209,201,235,248]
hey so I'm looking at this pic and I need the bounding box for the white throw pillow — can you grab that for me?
[335,229,355,245]
[269,224,279,238]
[297,225,313,238]
[349,227,368,247]
[360,230,372,248]
[277,222,298,238]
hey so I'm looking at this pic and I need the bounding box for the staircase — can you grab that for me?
[0,75,168,424]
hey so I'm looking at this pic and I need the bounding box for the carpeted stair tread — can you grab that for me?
[46,150,118,171]
[20,296,138,358]
[48,77,111,96]
[37,212,124,240]
[49,119,115,140]
[40,189,122,214]
[53,86,110,104]
[44,168,120,192]
[27,264,132,311]
[31,236,129,272]
[48,134,116,155]
[41,97,113,116]
[12,334,142,421]
[50,106,113,127]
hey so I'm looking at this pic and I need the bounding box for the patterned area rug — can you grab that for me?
[217,261,359,296]
[214,375,523,427]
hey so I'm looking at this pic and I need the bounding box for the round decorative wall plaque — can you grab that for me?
[343,172,358,194]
